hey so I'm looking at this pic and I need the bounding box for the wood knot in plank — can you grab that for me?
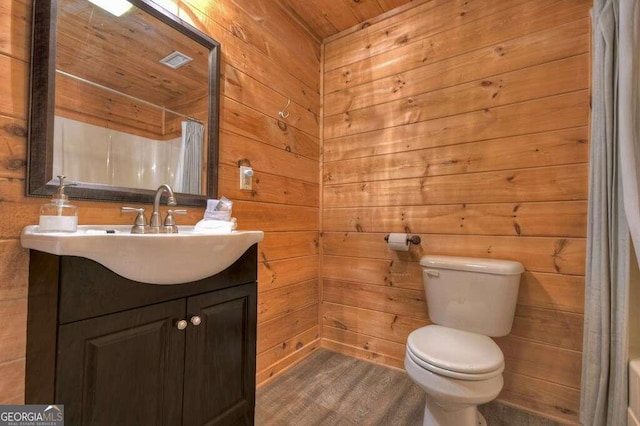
[3,123,27,137]
[224,72,242,87]
[552,239,569,272]
[553,405,576,415]
[390,315,399,329]
[334,320,348,330]
[277,120,288,131]
[403,98,416,107]
[230,23,248,41]
[343,112,351,127]
[392,75,406,93]
[396,35,409,45]
[5,159,26,171]
[261,252,271,270]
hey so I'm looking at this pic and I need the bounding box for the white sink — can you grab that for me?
[21,225,264,285]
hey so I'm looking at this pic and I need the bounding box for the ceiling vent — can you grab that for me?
[160,51,193,69]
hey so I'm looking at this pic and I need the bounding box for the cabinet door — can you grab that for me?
[183,283,257,426]
[57,299,186,426]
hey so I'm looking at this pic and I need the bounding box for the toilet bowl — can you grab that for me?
[405,256,523,426]
[405,325,504,425]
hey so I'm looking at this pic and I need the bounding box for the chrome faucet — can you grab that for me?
[149,184,177,232]
[121,184,186,233]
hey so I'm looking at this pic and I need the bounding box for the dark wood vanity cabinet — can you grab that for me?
[25,245,258,426]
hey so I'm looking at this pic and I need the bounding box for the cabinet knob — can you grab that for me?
[176,319,188,330]
[190,316,202,326]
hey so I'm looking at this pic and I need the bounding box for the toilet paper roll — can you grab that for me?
[387,233,410,252]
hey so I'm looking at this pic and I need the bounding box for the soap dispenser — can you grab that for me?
[39,175,78,232]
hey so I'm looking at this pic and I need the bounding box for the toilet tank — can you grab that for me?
[421,255,524,337]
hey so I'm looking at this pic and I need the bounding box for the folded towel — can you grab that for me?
[193,218,237,234]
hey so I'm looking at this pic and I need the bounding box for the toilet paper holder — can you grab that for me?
[384,234,422,245]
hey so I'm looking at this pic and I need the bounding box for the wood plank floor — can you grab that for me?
[255,348,425,425]
[255,348,563,425]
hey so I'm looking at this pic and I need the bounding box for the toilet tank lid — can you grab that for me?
[420,255,524,275]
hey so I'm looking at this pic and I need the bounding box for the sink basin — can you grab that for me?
[21,225,264,285]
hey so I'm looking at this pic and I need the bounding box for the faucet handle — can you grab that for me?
[121,207,147,234]
[163,209,187,233]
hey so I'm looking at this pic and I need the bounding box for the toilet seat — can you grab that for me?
[407,325,504,381]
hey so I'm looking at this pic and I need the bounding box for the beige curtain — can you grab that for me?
[581,0,639,424]
[173,120,204,194]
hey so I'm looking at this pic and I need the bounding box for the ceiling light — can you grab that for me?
[160,51,193,69]
[87,0,133,17]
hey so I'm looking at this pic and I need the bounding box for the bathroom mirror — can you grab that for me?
[27,0,220,205]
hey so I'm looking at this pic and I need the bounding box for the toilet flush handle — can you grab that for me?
[424,269,440,277]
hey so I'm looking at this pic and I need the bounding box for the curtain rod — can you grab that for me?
[55,69,204,124]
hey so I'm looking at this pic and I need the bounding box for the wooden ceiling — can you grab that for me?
[57,0,210,108]
[276,0,415,40]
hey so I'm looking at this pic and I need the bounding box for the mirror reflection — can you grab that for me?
[28,0,220,205]
[55,0,209,194]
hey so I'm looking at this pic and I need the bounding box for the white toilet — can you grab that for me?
[405,255,524,426]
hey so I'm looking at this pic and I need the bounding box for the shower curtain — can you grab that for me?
[581,0,640,424]
[174,120,204,194]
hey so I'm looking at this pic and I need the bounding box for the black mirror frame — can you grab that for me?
[27,0,220,206]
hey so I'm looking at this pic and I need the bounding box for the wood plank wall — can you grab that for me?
[54,74,195,141]
[321,0,591,423]
[0,0,320,403]
[0,0,593,422]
